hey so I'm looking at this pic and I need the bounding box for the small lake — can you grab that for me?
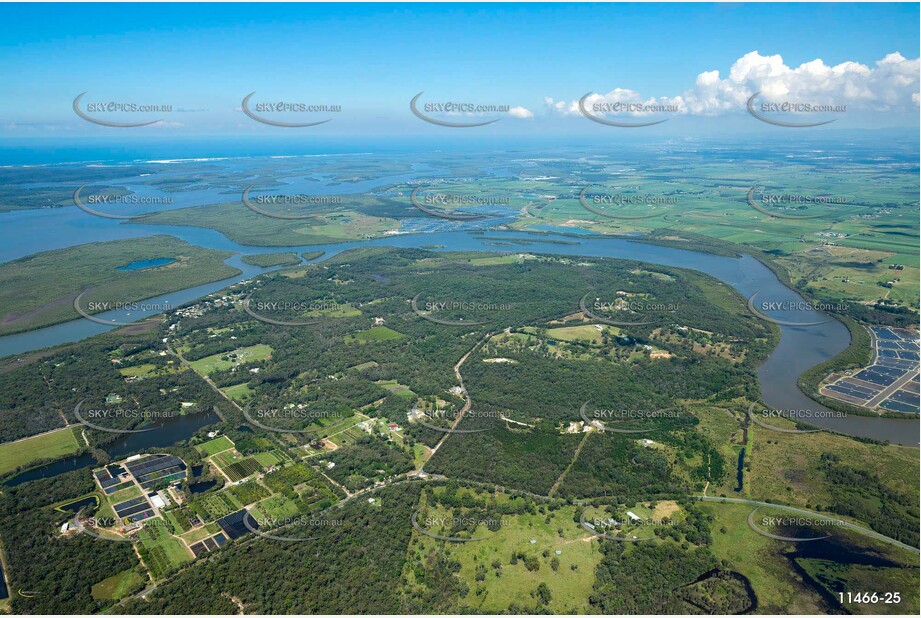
[5,409,220,487]
[117,257,176,271]
[56,495,100,514]
[189,479,218,494]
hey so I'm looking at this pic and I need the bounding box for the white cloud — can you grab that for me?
[508,106,534,119]
[546,51,920,117]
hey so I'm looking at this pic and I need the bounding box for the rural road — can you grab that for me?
[422,332,493,468]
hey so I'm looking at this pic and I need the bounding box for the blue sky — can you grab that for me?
[2,3,918,137]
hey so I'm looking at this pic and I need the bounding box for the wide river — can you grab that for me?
[0,206,917,447]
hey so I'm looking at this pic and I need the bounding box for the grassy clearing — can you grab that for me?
[375,379,415,399]
[137,519,193,580]
[546,324,607,345]
[344,326,405,344]
[107,484,142,504]
[179,524,221,545]
[465,254,536,266]
[326,425,368,447]
[90,568,146,601]
[194,435,234,456]
[0,427,80,477]
[349,361,379,371]
[747,420,918,511]
[252,451,283,467]
[703,501,920,615]
[253,494,300,520]
[407,500,602,613]
[221,382,253,402]
[117,363,176,378]
[188,344,273,375]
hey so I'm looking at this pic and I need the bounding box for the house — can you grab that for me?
[626,511,641,522]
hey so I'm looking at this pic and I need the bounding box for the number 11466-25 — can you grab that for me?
[839,592,901,605]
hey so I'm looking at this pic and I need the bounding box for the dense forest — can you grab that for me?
[0,470,139,614]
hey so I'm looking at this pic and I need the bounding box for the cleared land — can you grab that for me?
[0,427,80,476]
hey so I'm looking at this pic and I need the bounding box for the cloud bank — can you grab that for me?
[546,51,920,116]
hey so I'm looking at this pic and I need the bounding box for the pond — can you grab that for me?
[5,409,220,487]
[116,257,176,271]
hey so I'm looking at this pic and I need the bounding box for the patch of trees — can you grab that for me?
[122,484,420,614]
[426,427,582,495]
[819,452,918,547]
[0,332,223,445]
[590,541,719,613]
[325,435,414,491]
[0,469,138,613]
